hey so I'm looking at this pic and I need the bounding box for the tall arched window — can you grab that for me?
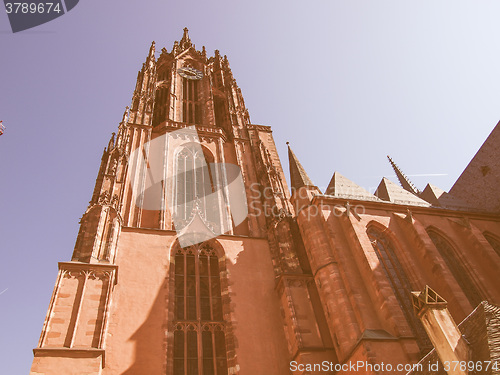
[173,244,227,375]
[427,230,482,307]
[483,232,500,258]
[367,226,430,352]
[174,144,218,231]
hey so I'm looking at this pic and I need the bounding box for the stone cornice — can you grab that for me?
[312,194,500,221]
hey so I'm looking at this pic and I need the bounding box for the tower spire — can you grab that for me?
[387,155,420,195]
[287,143,314,190]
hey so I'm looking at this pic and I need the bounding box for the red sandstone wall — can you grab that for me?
[101,230,290,375]
[296,192,500,371]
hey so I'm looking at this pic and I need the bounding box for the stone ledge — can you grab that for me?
[33,347,106,367]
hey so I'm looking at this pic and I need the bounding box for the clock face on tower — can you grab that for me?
[177,67,203,80]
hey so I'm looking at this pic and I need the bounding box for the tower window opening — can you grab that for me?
[182,79,200,124]
[213,97,227,129]
[153,87,169,126]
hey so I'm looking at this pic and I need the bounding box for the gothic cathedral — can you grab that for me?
[30,29,500,375]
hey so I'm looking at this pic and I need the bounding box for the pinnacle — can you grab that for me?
[287,144,315,190]
[387,155,420,196]
[148,41,156,57]
[179,27,192,50]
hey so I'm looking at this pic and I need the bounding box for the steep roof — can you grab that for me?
[420,183,470,209]
[325,172,380,201]
[449,121,500,213]
[375,178,430,207]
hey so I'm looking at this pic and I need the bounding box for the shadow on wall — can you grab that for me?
[120,238,289,375]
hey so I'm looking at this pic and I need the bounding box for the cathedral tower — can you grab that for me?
[30,29,500,375]
[29,29,334,375]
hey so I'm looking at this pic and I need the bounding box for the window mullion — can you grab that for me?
[208,256,213,321]
[189,81,192,123]
[195,253,201,322]
[195,252,203,375]
[211,329,217,374]
[201,157,207,219]
[182,156,186,219]
[183,254,187,320]
[190,81,194,123]
[183,328,187,375]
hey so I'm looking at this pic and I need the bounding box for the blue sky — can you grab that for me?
[2,1,500,373]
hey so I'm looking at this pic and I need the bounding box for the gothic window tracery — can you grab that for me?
[174,144,218,230]
[426,229,482,307]
[173,244,227,375]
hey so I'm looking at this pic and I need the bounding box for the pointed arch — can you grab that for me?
[426,227,482,307]
[366,223,430,352]
[166,240,234,375]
